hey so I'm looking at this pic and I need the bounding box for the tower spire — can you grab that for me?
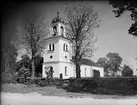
[57,11,59,18]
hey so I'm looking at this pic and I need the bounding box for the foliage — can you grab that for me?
[97,57,109,76]
[1,71,18,83]
[15,77,62,87]
[109,1,137,37]
[63,77,137,95]
[64,1,99,78]
[16,67,31,84]
[34,55,43,77]
[20,14,48,79]
[16,54,43,77]
[122,65,133,76]
[1,41,18,73]
[16,54,31,72]
[106,52,122,76]
[97,53,122,76]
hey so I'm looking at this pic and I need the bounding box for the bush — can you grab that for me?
[63,78,99,93]
[63,77,137,95]
[21,78,62,87]
[16,67,31,84]
[1,71,18,83]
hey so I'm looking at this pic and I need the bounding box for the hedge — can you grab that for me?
[63,77,137,95]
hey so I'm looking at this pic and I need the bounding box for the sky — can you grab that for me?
[2,1,137,75]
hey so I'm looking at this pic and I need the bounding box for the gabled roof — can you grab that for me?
[71,56,103,67]
[80,58,96,66]
[72,57,96,66]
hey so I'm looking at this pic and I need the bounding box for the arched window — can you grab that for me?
[63,43,68,52]
[85,68,87,76]
[60,26,64,36]
[66,45,68,51]
[53,26,57,36]
[65,66,67,76]
[63,44,66,51]
[49,44,54,51]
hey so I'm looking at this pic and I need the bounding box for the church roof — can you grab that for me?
[72,57,101,66]
[51,12,64,24]
[44,35,70,42]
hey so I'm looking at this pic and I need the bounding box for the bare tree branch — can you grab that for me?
[19,13,49,79]
[64,1,99,78]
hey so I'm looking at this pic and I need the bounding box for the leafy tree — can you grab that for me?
[16,54,31,72]
[122,64,133,76]
[16,54,43,77]
[106,52,122,76]
[97,57,108,66]
[34,55,43,77]
[1,41,18,72]
[20,14,47,79]
[109,1,137,37]
[64,1,99,78]
[97,57,109,76]
[1,40,18,83]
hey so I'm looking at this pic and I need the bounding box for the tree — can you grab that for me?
[1,40,18,83]
[16,54,31,72]
[97,57,108,66]
[122,64,133,76]
[97,57,109,76]
[34,54,43,77]
[64,2,99,78]
[106,52,122,76]
[109,1,137,37]
[1,41,18,73]
[20,14,47,79]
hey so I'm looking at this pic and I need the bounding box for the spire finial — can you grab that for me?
[57,11,59,18]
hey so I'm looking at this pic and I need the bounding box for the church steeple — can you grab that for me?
[51,12,66,37]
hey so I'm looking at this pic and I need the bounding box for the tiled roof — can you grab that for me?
[72,57,98,66]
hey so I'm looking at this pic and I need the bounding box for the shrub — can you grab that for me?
[16,67,31,84]
[63,77,137,95]
[1,71,18,83]
[24,78,62,87]
[64,78,99,93]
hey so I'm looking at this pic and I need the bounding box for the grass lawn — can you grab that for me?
[1,83,137,99]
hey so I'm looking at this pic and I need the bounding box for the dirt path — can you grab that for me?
[1,92,137,105]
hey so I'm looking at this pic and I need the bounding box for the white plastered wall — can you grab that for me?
[80,65,92,77]
[91,66,104,77]
[58,62,74,79]
[42,63,60,78]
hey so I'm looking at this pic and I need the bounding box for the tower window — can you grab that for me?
[53,26,57,36]
[66,45,68,51]
[63,44,65,51]
[65,66,67,76]
[52,44,54,50]
[49,44,54,51]
[61,26,64,36]
[63,43,68,52]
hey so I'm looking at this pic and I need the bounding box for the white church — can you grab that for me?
[42,12,104,79]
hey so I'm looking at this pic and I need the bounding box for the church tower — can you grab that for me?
[42,12,73,79]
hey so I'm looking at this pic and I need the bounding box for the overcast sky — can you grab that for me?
[2,1,137,75]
